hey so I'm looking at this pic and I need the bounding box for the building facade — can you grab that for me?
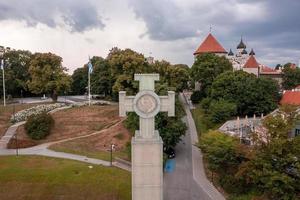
[194,33,283,83]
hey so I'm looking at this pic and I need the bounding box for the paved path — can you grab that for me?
[181,93,225,200]
[0,121,25,149]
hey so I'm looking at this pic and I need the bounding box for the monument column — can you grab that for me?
[119,74,175,200]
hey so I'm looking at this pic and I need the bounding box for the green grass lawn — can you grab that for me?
[50,143,129,162]
[0,156,131,200]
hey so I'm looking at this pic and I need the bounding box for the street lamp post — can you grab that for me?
[110,143,115,167]
[21,89,23,104]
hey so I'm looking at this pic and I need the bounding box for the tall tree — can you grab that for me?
[282,67,300,90]
[90,56,113,97]
[0,50,32,97]
[152,61,190,92]
[27,53,71,101]
[190,53,232,96]
[71,67,88,95]
[107,48,150,95]
[211,70,280,115]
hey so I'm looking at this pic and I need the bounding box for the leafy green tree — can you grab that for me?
[90,56,113,97]
[199,130,240,174]
[27,53,71,101]
[152,61,190,92]
[190,53,232,96]
[239,106,300,199]
[211,70,279,116]
[282,67,300,90]
[0,50,32,97]
[71,67,88,95]
[107,48,149,95]
[209,99,237,123]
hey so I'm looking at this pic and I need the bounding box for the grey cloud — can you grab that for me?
[0,0,104,32]
[128,0,300,66]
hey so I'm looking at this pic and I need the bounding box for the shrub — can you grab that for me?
[25,112,54,140]
[191,91,203,104]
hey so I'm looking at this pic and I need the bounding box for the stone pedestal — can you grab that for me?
[132,131,163,200]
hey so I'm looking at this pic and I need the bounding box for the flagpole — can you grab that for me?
[88,66,91,106]
[1,59,5,107]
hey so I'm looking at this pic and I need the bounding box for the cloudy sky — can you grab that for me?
[0,0,299,73]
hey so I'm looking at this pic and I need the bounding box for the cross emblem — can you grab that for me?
[119,74,175,139]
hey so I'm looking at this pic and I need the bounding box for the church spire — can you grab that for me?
[249,48,255,55]
[237,36,246,49]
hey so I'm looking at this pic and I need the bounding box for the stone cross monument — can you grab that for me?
[119,74,175,200]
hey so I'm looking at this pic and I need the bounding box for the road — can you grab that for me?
[163,117,203,200]
[163,93,225,200]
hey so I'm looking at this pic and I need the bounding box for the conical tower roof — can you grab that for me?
[249,48,255,55]
[194,33,227,55]
[237,37,246,49]
[228,49,234,56]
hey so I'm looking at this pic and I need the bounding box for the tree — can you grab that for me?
[71,67,88,95]
[0,50,32,97]
[27,53,71,101]
[152,61,190,92]
[199,130,240,174]
[238,106,300,199]
[209,99,237,123]
[90,56,113,97]
[282,67,300,90]
[211,70,279,116]
[190,53,232,96]
[107,48,150,95]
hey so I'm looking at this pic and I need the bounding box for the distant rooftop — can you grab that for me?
[194,33,227,55]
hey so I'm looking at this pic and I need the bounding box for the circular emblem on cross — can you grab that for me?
[133,90,161,118]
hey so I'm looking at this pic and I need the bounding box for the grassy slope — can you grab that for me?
[0,156,131,200]
[0,104,44,137]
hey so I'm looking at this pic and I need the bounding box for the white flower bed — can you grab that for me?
[70,100,110,107]
[11,100,111,123]
[11,103,66,123]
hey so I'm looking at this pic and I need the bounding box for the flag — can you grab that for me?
[0,59,3,70]
[88,58,93,74]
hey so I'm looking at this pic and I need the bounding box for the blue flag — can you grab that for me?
[88,58,93,74]
[0,59,3,70]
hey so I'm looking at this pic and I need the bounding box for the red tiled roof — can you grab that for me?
[244,55,259,68]
[261,65,276,72]
[280,91,300,105]
[194,33,227,55]
[260,65,282,75]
